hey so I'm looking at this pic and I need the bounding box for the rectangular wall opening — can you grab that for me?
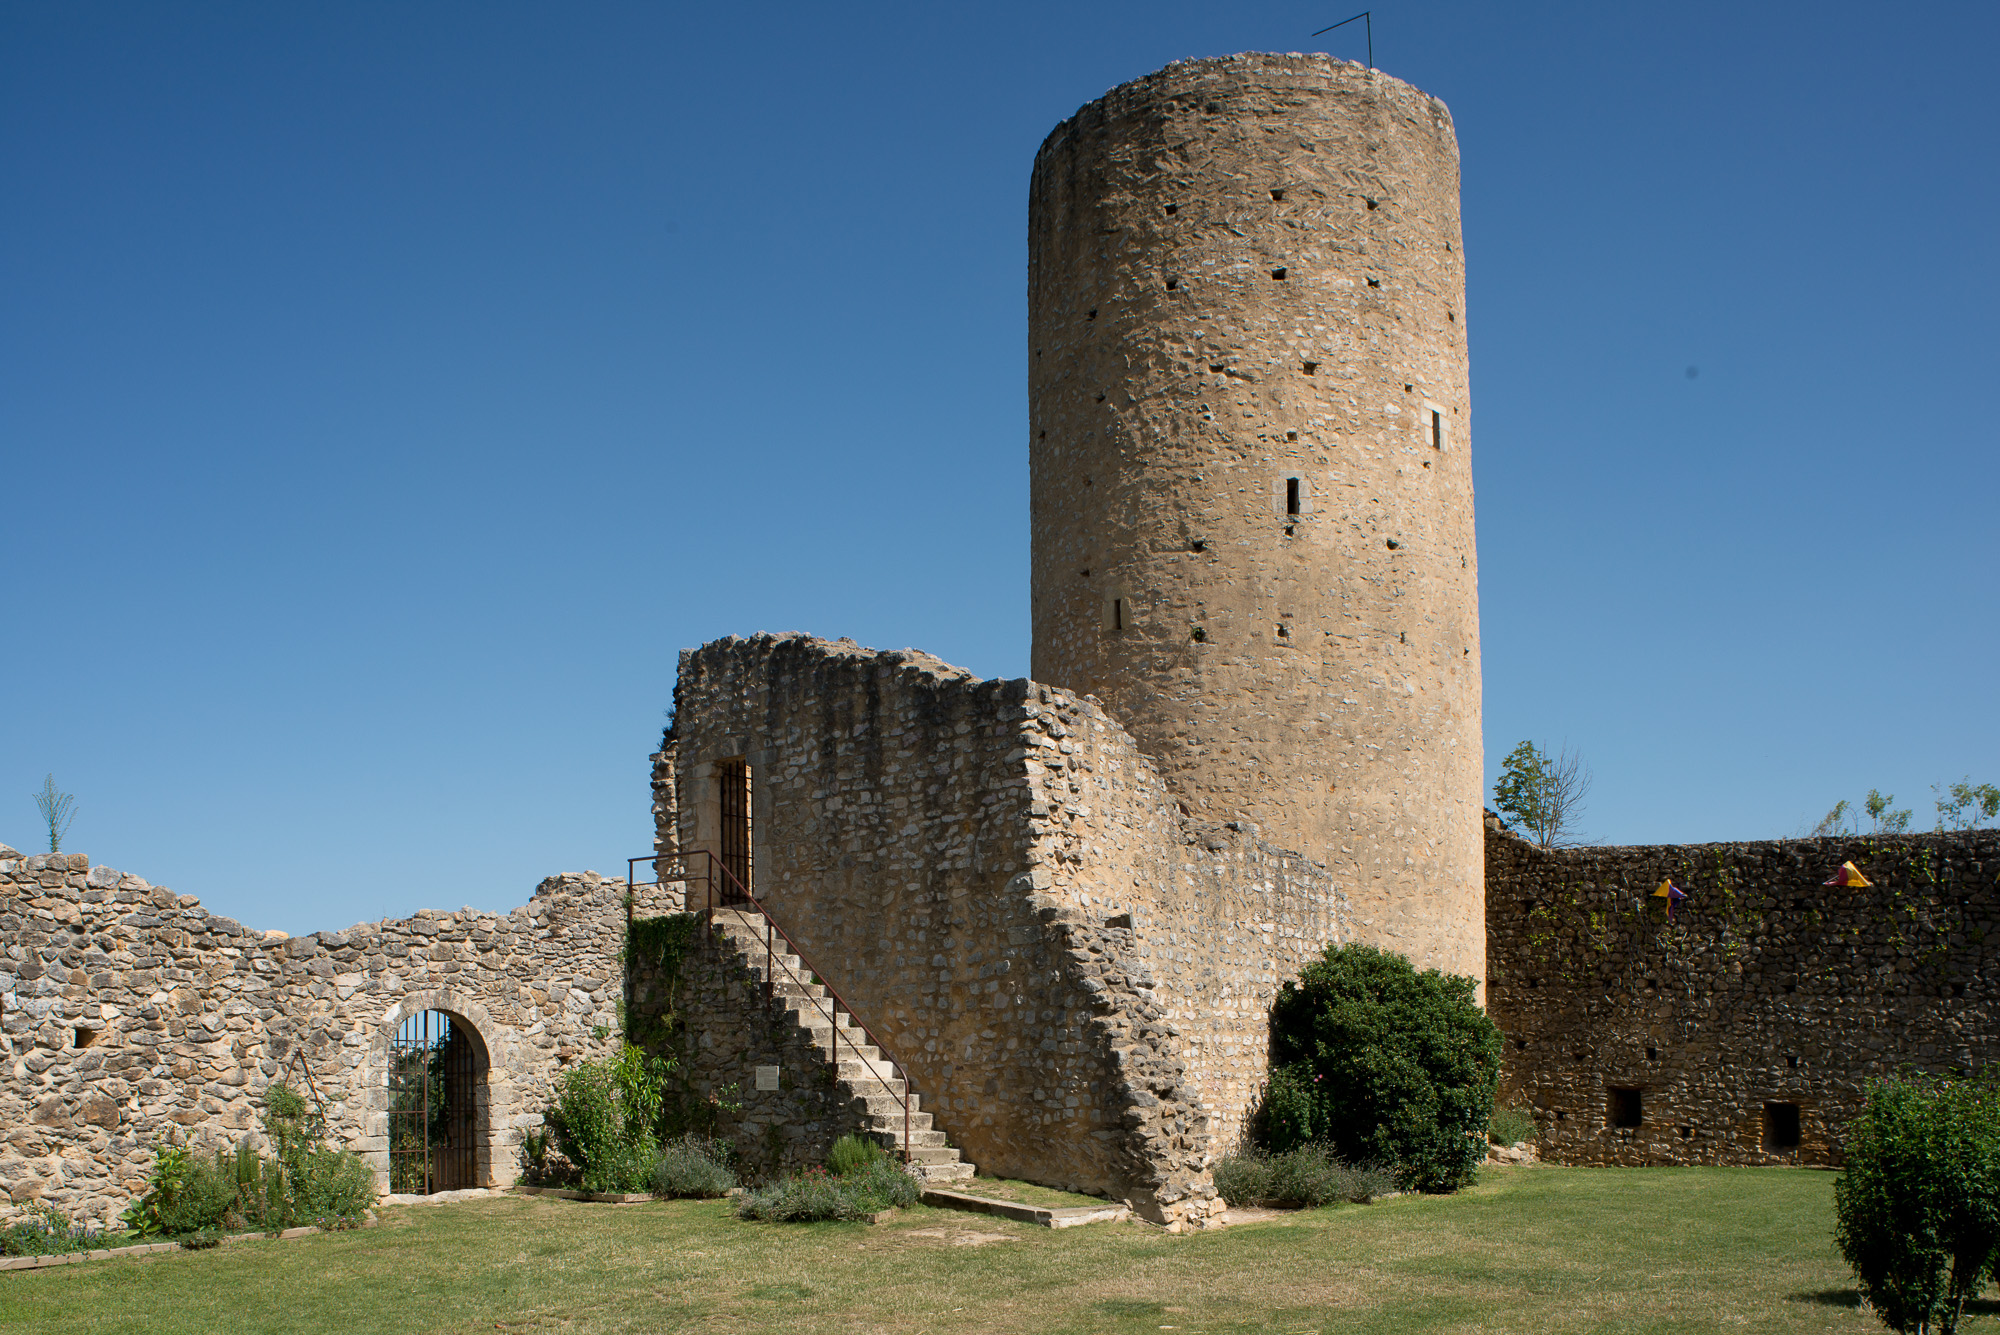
[1286,477,1301,515]
[1607,1086,1643,1128]
[1762,1101,1802,1152]
[1112,597,1125,631]
[1431,409,1443,448]
[718,758,753,902]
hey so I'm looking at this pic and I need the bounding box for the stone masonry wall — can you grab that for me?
[1,845,669,1226]
[1486,821,2000,1166]
[626,914,877,1183]
[661,633,1355,1222]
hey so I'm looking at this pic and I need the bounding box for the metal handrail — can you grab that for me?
[625,851,917,1164]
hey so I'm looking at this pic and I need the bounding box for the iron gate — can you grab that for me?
[388,1010,478,1194]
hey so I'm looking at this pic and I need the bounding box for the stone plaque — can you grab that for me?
[754,1065,780,1091]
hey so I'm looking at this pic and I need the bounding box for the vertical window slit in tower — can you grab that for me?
[1286,478,1301,515]
[1112,598,1125,632]
[1431,410,1443,449]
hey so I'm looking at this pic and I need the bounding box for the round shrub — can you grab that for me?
[1263,943,1501,1193]
[650,1135,737,1199]
[1835,1071,2000,1335]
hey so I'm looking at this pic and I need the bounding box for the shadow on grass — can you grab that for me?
[1097,1299,1167,1317]
[1787,1289,1859,1308]
[1788,1289,2000,1315]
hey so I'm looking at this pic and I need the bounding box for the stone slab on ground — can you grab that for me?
[381,1188,507,1206]
[920,1187,1129,1229]
[509,1186,652,1204]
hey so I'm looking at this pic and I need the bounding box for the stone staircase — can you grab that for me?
[710,908,974,1183]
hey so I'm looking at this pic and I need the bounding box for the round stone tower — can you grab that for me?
[1028,53,1483,981]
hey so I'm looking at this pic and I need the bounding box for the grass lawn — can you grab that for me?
[952,1176,1112,1209]
[0,1166,1914,1334]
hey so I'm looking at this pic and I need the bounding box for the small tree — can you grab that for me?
[1867,789,1915,835]
[1492,741,1591,848]
[33,775,76,853]
[1261,944,1501,1193]
[1834,1071,2000,1335]
[1934,779,2000,832]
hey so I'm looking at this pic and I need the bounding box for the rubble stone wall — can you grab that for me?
[0,847,668,1226]
[625,914,877,1182]
[661,633,1355,1221]
[1486,823,2000,1166]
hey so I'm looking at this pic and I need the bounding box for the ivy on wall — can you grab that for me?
[624,913,700,1050]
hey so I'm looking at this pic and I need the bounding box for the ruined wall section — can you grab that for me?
[1486,823,2000,1166]
[1,846,653,1225]
[665,633,1354,1220]
[1023,687,1354,1155]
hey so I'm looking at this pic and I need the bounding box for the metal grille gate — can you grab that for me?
[718,759,752,903]
[388,1010,478,1194]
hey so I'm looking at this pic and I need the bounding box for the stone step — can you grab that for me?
[865,1114,937,1140]
[706,906,978,1183]
[916,1160,976,1183]
[833,1057,896,1082]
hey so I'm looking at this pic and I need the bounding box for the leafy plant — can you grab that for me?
[1934,779,2000,832]
[827,1134,886,1178]
[1212,1145,1392,1208]
[1260,944,1501,1194]
[736,1158,919,1222]
[122,1084,374,1237]
[651,1135,737,1199]
[122,1140,235,1238]
[1492,741,1591,848]
[1834,1071,2000,1335]
[0,1202,102,1256]
[1867,789,1914,835]
[1810,799,1855,838]
[547,1044,675,1193]
[1488,1106,1538,1147]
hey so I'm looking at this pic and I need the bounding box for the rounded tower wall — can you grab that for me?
[1028,52,1483,981]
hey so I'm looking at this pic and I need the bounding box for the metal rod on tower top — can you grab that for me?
[1311,10,1372,69]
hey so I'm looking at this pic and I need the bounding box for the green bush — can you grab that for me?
[0,1203,103,1257]
[1211,1145,1393,1209]
[1835,1071,2000,1335]
[1488,1106,1538,1147]
[548,1045,673,1193]
[736,1157,920,1222]
[651,1135,736,1199]
[122,1143,237,1237]
[122,1083,375,1237]
[1261,943,1502,1194]
[827,1134,886,1177]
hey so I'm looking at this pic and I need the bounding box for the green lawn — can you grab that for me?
[0,1167,1934,1334]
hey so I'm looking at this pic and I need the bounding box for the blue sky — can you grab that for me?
[5,1,1995,934]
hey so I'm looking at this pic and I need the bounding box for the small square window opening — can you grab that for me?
[1607,1087,1642,1129]
[1763,1102,1802,1152]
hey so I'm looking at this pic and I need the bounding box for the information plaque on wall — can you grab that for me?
[755,1065,780,1091]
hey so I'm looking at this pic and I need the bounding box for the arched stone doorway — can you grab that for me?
[388,1009,488,1193]
[362,989,524,1193]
